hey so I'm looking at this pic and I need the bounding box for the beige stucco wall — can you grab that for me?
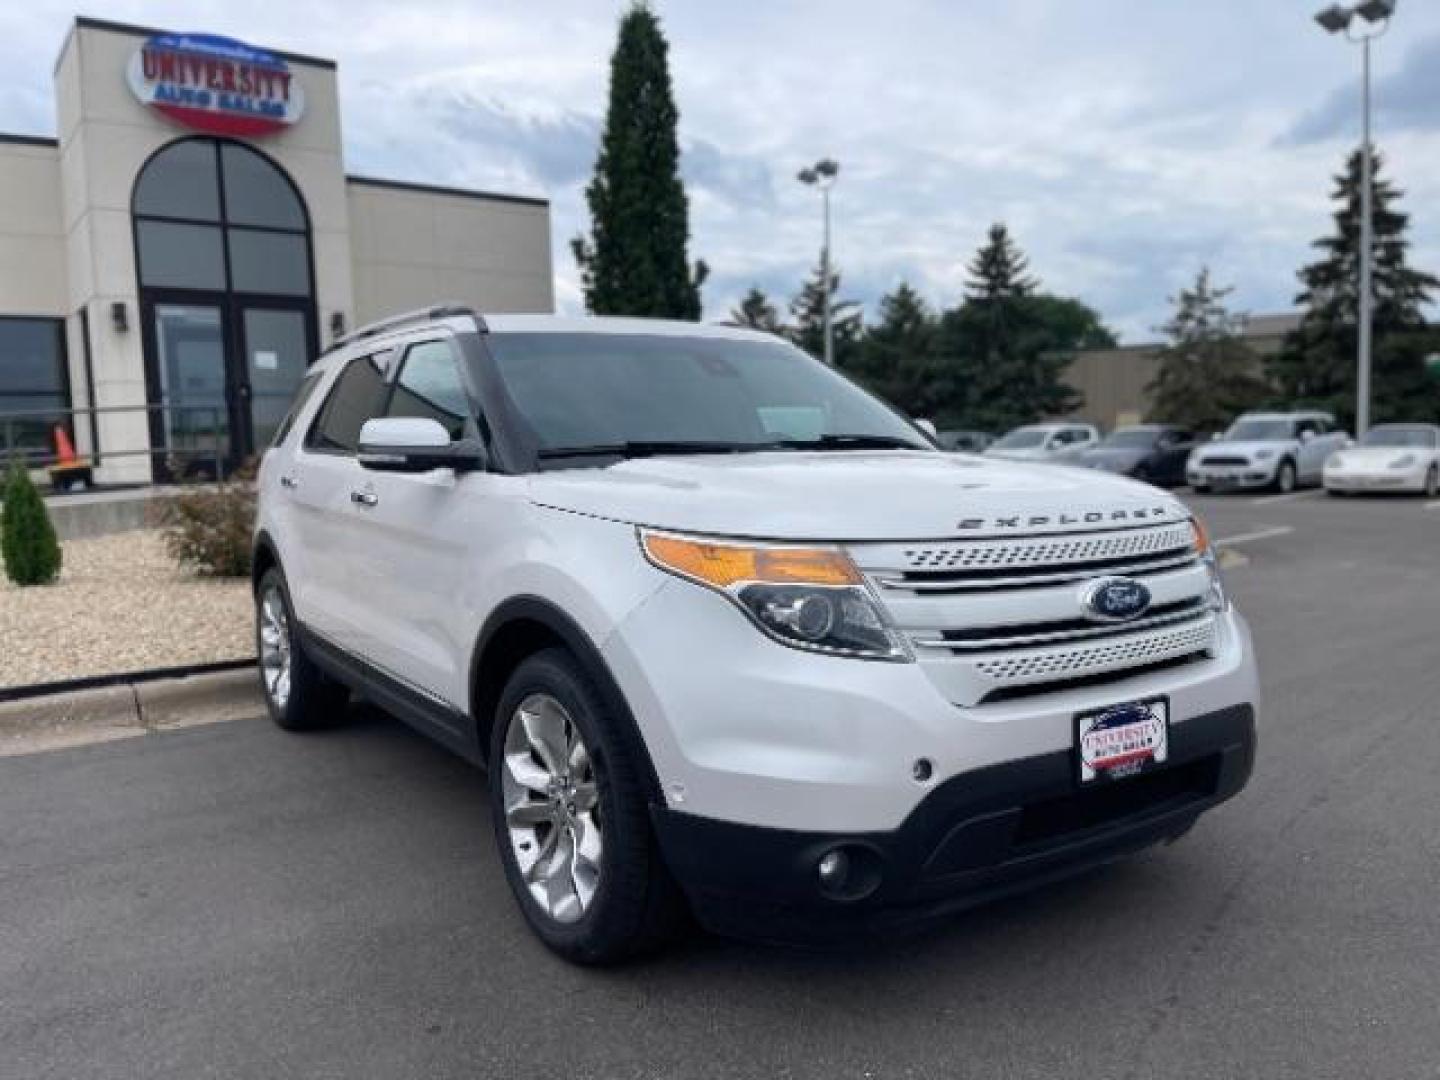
[347,180,553,324]
[0,141,67,318]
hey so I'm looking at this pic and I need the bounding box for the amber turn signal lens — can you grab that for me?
[1191,516,1212,555]
[642,532,862,588]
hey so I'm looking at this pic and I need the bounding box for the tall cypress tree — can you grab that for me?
[572,4,708,318]
[1267,147,1440,424]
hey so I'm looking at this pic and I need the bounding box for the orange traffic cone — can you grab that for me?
[48,423,93,491]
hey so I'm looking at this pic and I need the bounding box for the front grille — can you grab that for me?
[1196,455,1250,467]
[850,520,1218,707]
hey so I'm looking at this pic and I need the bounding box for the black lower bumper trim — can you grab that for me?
[651,704,1256,943]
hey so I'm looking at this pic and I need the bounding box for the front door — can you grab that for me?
[144,293,315,479]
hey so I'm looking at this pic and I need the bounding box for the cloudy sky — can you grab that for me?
[4,0,1440,341]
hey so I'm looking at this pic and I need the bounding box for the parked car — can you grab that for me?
[1076,425,1198,487]
[1324,423,1440,497]
[936,429,994,453]
[985,422,1100,462]
[1186,411,1348,493]
[253,307,1258,964]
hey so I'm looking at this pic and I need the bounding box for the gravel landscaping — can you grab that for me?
[1,529,252,689]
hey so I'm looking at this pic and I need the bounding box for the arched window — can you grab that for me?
[133,138,311,298]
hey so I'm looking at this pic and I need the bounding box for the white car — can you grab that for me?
[253,307,1259,963]
[985,422,1100,463]
[1324,423,1440,497]
[1187,411,1349,494]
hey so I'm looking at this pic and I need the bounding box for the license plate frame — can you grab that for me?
[1075,697,1170,785]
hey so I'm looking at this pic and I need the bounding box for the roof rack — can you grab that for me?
[328,303,483,351]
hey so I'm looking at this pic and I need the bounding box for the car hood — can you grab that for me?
[1194,440,1291,460]
[984,446,1051,461]
[1331,447,1426,468]
[525,451,1189,541]
[1078,447,1148,470]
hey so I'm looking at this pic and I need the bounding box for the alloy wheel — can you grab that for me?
[258,585,292,711]
[501,693,603,924]
[1426,467,1438,499]
[1278,462,1296,494]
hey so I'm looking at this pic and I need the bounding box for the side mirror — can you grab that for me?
[914,418,938,438]
[357,417,485,474]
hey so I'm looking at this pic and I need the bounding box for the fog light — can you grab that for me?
[817,849,850,890]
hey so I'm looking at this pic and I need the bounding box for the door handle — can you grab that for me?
[279,475,299,490]
[350,489,379,508]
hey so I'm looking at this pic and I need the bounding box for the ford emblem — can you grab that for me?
[1081,577,1153,622]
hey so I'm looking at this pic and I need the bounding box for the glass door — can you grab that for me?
[238,304,314,457]
[150,301,230,479]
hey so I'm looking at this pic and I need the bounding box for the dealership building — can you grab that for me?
[0,17,554,484]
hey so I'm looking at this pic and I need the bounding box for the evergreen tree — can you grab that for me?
[1267,147,1440,425]
[847,283,944,418]
[788,260,863,366]
[729,287,784,334]
[2,462,62,587]
[571,4,708,319]
[1148,268,1269,433]
[936,225,1087,431]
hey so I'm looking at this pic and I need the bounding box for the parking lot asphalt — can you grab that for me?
[3,488,1438,1080]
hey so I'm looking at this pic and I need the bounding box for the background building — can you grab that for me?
[0,17,554,485]
[1064,312,1300,430]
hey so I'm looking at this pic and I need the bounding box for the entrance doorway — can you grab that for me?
[132,137,316,479]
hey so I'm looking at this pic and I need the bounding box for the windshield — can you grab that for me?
[485,332,931,457]
[1100,428,1159,449]
[992,429,1048,449]
[1361,426,1437,448]
[1225,419,1295,442]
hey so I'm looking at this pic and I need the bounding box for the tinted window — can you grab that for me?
[386,341,470,441]
[135,220,226,290]
[992,428,1046,449]
[307,354,390,453]
[0,318,69,457]
[486,333,927,453]
[221,143,306,229]
[228,230,310,295]
[1102,428,1159,448]
[1226,419,1294,441]
[133,140,221,222]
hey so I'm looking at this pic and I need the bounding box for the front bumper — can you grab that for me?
[1187,461,1278,490]
[653,704,1256,942]
[1324,467,1427,492]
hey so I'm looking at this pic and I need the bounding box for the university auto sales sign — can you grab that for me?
[127,33,305,138]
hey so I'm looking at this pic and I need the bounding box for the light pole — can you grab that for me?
[797,158,840,366]
[1314,0,1396,437]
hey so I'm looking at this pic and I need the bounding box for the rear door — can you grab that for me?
[284,349,393,655]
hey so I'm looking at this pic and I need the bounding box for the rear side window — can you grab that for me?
[271,371,323,448]
[385,340,471,441]
[306,352,390,454]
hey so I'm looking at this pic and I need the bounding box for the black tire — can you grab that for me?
[1190,484,1210,495]
[1326,488,1347,498]
[489,647,685,965]
[1275,459,1297,494]
[1424,466,1439,499]
[254,567,348,731]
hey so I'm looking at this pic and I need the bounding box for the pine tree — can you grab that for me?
[571,4,708,319]
[937,225,1085,431]
[847,283,944,418]
[1148,268,1270,433]
[729,287,784,334]
[1,462,63,587]
[788,260,863,365]
[1268,147,1440,425]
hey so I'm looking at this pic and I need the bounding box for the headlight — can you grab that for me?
[1254,449,1276,461]
[1389,454,1417,470]
[1191,516,1229,613]
[640,530,912,661]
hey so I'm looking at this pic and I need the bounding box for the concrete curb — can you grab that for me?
[0,667,264,757]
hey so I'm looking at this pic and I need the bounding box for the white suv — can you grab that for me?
[253,307,1259,964]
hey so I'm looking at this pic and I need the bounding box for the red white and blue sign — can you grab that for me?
[126,33,305,138]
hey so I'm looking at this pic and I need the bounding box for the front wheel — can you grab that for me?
[1275,460,1297,494]
[489,648,685,964]
[1423,466,1438,499]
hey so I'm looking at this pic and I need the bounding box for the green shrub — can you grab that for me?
[1,462,63,586]
[158,477,257,578]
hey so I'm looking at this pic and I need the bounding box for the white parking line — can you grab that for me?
[1250,491,1316,506]
[1214,526,1294,547]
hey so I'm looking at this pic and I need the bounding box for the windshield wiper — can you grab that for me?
[537,440,768,460]
[768,434,926,451]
